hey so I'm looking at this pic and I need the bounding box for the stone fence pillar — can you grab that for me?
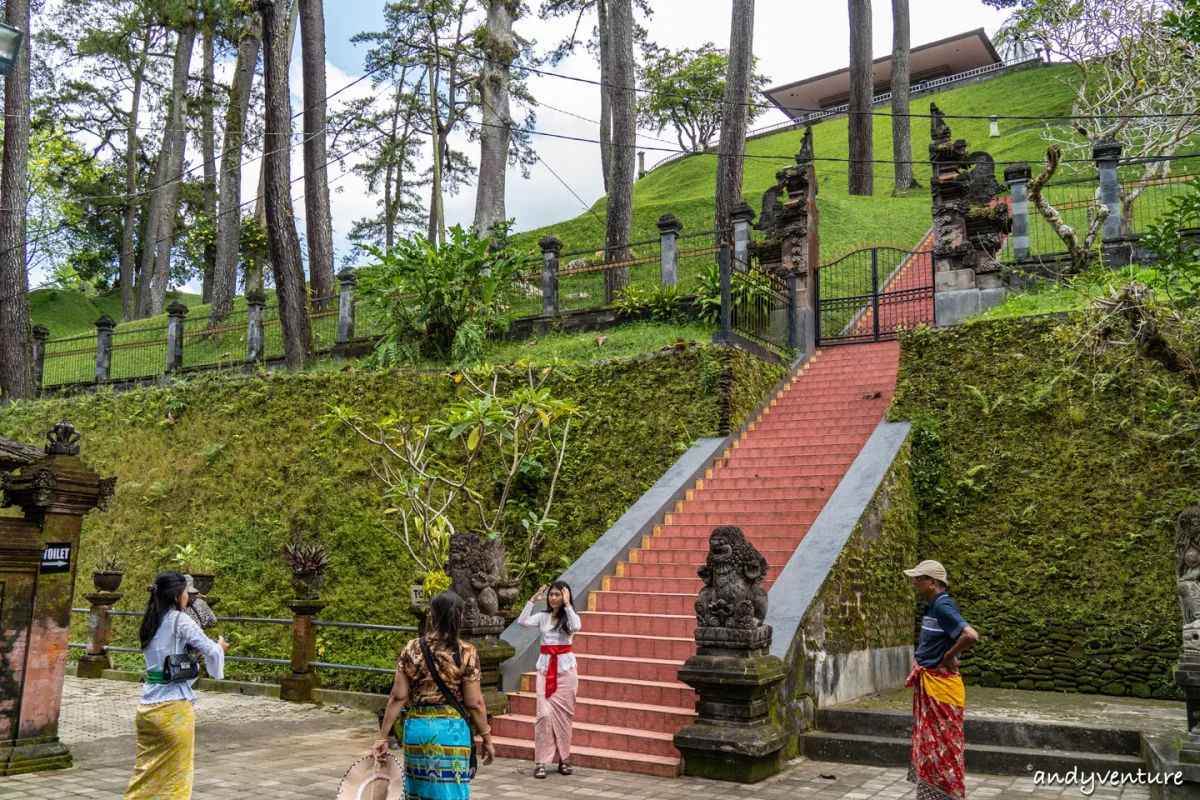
[674,526,787,782]
[94,316,115,383]
[989,115,1000,138]
[657,213,683,288]
[732,203,755,267]
[1004,162,1031,262]
[336,268,357,352]
[32,325,48,392]
[1094,139,1122,242]
[77,590,123,679]
[246,290,266,363]
[281,599,328,702]
[166,302,188,373]
[538,235,561,318]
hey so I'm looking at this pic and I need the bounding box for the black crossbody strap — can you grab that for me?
[418,637,478,777]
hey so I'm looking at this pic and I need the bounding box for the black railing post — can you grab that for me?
[871,248,880,341]
[719,243,732,339]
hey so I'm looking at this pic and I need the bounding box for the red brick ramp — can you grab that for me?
[491,341,902,775]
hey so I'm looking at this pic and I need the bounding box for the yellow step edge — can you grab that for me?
[642,536,652,549]
[686,489,694,501]
[615,563,625,577]
[629,550,640,563]
[695,479,704,491]
[588,593,597,611]
[705,468,713,479]
[732,440,740,449]
[602,576,611,591]
[653,523,663,536]
[674,499,684,513]
[664,513,673,525]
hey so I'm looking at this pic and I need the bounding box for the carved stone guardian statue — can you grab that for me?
[1174,505,1200,768]
[445,532,515,715]
[673,526,788,783]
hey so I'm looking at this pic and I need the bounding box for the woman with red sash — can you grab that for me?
[517,581,582,779]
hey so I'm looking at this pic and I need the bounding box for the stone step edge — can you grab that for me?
[803,731,1147,765]
[491,736,681,770]
[520,671,692,692]
[506,691,697,718]
[496,714,678,743]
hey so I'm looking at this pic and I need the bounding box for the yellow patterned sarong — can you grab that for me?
[124,700,195,800]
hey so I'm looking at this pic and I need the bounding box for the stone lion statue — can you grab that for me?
[447,532,505,633]
[1178,505,1200,651]
[696,525,769,630]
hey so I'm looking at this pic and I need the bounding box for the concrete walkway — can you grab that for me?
[0,678,1161,798]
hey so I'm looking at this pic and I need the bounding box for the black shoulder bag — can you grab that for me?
[418,637,478,779]
[162,612,200,683]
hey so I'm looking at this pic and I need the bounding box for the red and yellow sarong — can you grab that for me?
[906,662,966,800]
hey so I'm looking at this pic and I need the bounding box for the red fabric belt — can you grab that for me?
[540,645,572,698]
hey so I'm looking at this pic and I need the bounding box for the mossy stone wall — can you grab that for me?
[891,318,1186,700]
[0,346,785,692]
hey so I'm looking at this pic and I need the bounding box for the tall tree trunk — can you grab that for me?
[299,0,334,309]
[473,0,517,239]
[428,56,444,244]
[201,30,218,303]
[597,0,612,194]
[120,31,150,323]
[136,17,197,318]
[714,0,755,236]
[603,0,634,304]
[890,0,916,193]
[0,0,33,402]
[258,0,314,369]
[250,0,298,291]
[847,0,874,196]
[211,12,262,327]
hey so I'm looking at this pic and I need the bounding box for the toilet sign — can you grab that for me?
[40,544,72,574]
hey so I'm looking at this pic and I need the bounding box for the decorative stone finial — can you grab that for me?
[1092,138,1122,162]
[731,202,756,224]
[45,417,81,456]
[1178,505,1200,652]
[166,301,189,317]
[94,315,116,332]
[695,526,771,652]
[447,533,506,636]
[796,126,815,166]
[1003,162,1032,185]
[245,289,267,305]
[337,267,358,285]
[31,324,49,341]
[538,235,563,255]
[656,213,684,234]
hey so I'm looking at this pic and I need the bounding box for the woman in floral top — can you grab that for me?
[374,592,495,798]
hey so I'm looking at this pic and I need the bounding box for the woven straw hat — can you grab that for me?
[336,753,403,800]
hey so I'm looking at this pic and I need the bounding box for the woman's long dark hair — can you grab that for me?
[546,581,573,634]
[140,571,188,649]
[428,591,464,657]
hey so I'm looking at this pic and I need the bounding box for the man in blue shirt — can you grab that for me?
[902,559,979,800]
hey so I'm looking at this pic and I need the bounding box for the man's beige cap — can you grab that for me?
[903,559,948,584]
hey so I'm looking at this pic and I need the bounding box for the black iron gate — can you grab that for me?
[815,245,935,344]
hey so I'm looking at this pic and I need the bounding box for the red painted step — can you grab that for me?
[492,341,903,776]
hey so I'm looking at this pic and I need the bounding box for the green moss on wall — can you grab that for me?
[890,318,1186,700]
[0,346,785,692]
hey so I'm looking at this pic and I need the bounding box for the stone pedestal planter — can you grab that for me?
[92,571,123,593]
[77,590,123,679]
[281,599,329,703]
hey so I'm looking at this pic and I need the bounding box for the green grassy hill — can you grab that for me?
[31,65,1075,346]
[514,64,1077,261]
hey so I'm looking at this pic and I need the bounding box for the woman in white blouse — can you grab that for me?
[124,570,229,800]
[517,581,582,779]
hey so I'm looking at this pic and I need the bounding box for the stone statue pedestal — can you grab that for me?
[77,591,123,679]
[280,599,329,703]
[1175,651,1200,765]
[673,628,788,783]
[465,632,516,717]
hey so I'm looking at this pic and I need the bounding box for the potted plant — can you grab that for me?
[92,555,124,593]
[170,543,217,595]
[283,543,332,600]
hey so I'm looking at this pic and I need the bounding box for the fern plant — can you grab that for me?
[613,285,650,317]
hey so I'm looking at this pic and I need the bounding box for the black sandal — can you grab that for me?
[534,766,547,779]
[558,762,573,775]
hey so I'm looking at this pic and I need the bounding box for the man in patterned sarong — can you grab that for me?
[903,560,979,800]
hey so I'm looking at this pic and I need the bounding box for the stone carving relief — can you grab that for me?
[447,532,506,634]
[1178,505,1200,651]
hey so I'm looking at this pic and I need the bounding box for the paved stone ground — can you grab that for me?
[0,678,1164,799]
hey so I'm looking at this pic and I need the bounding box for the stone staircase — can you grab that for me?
[490,341,903,775]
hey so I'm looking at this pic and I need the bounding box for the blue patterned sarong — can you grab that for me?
[403,705,472,799]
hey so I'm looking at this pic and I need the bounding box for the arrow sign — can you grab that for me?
[40,544,72,575]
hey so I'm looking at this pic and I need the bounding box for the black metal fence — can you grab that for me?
[815,245,935,344]
[717,244,793,357]
[41,333,97,388]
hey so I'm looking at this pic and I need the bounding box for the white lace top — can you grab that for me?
[517,601,582,674]
[139,610,226,705]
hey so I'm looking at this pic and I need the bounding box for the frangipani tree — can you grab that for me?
[321,363,578,586]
